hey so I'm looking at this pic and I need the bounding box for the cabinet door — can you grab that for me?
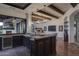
[51,37,56,55]
[44,38,51,56]
[0,37,2,50]
[3,37,12,48]
[13,36,22,47]
[36,39,44,56]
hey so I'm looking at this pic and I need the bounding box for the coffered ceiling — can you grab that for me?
[0,3,77,21]
[4,3,31,10]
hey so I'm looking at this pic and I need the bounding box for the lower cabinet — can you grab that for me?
[12,36,23,48]
[0,35,56,56]
[23,36,31,49]
[0,35,30,50]
[30,36,56,56]
[0,37,2,50]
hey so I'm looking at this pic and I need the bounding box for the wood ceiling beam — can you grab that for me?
[3,3,31,10]
[48,4,65,15]
[37,10,59,19]
[23,3,31,9]
[32,13,51,20]
[32,16,43,21]
[70,3,77,7]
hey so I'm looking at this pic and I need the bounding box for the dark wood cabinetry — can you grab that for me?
[0,37,2,50]
[23,36,31,49]
[12,36,23,48]
[30,36,56,56]
[0,35,28,50]
[0,34,56,56]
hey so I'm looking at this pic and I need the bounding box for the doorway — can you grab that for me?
[74,13,79,43]
[64,17,68,42]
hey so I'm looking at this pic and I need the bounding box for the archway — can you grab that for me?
[70,9,79,44]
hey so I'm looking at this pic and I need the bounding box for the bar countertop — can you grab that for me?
[0,33,57,40]
[24,33,57,40]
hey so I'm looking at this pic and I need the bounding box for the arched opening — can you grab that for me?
[70,9,79,44]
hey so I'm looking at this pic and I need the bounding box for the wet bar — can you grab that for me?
[0,33,57,56]
[24,33,57,56]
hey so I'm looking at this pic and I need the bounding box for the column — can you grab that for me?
[26,12,32,33]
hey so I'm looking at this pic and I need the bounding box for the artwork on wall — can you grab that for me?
[44,26,47,31]
[59,25,63,31]
[48,25,56,31]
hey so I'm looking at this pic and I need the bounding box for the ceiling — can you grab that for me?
[31,3,73,21]
[4,3,31,10]
[1,3,77,22]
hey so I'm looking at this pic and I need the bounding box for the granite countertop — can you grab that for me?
[0,34,24,37]
[29,33,57,40]
[0,33,57,40]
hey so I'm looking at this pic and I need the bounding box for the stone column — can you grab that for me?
[26,12,32,33]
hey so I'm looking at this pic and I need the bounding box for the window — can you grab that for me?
[0,22,3,26]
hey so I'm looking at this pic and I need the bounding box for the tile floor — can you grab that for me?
[0,46,30,56]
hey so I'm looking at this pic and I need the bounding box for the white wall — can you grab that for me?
[63,4,79,43]
[33,4,79,44]
[55,4,79,43]
[34,18,64,38]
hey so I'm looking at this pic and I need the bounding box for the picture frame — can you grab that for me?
[59,25,63,31]
[44,26,47,31]
[48,25,56,31]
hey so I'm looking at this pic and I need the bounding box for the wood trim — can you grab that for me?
[32,17,43,21]
[32,13,51,20]
[48,4,65,15]
[0,14,25,19]
[70,3,77,7]
[23,3,31,9]
[3,3,31,10]
[37,10,59,19]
